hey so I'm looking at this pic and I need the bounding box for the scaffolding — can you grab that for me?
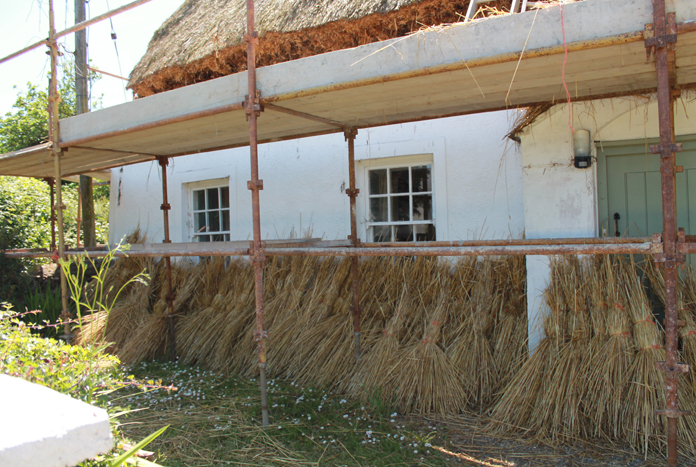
[1,0,694,464]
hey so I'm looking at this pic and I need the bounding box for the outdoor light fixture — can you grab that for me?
[573,129,592,168]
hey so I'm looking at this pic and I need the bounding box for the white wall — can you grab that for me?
[109,110,525,246]
[521,94,696,350]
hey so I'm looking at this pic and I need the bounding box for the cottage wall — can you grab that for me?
[109,110,525,246]
[521,95,696,351]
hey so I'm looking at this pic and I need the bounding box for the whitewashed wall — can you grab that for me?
[521,95,696,351]
[109,110,525,246]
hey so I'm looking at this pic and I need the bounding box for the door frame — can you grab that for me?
[596,134,696,238]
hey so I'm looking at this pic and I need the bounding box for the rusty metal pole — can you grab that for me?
[76,189,82,248]
[244,0,269,427]
[344,128,362,361]
[157,157,177,360]
[45,178,57,251]
[647,1,690,465]
[48,0,71,341]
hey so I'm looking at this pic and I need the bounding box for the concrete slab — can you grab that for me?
[0,375,113,467]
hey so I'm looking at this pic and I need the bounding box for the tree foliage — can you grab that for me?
[0,61,109,304]
[0,67,78,153]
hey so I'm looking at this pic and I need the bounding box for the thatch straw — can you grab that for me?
[490,256,528,391]
[582,256,610,437]
[541,258,592,440]
[385,289,468,414]
[129,0,514,97]
[347,288,410,399]
[588,256,633,440]
[448,261,498,412]
[620,258,665,453]
[119,312,172,364]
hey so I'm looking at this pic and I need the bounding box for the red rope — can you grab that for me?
[611,331,630,337]
[560,3,574,133]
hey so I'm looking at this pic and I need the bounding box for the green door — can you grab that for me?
[597,135,696,267]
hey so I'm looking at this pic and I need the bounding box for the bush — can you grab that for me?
[0,305,121,402]
[0,305,168,466]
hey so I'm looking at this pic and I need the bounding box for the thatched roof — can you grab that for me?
[129,0,512,97]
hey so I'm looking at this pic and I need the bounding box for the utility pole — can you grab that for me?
[75,0,96,247]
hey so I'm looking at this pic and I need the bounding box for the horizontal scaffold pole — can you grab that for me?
[3,241,678,259]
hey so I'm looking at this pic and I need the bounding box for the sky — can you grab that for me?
[0,0,187,115]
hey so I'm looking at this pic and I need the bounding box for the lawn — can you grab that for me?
[114,361,666,467]
[115,361,449,467]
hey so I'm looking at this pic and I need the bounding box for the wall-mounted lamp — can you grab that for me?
[573,129,592,169]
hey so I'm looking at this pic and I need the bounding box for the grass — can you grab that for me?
[114,361,452,467]
[111,361,671,467]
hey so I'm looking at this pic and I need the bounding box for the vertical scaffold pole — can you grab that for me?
[157,157,177,360]
[76,190,82,248]
[244,0,269,427]
[44,177,57,251]
[344,128,362,361]
[648,1,690,465]
[48,0,71,340]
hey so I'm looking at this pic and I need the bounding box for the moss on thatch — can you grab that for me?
[129,0,513,97]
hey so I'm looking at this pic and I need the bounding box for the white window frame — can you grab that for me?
[365,158,436,242]
[183,178,231,242]
[355,138,448,243]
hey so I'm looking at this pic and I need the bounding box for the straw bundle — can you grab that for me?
[347,289,410,399]
[620,259,665,453]
[538,258,593,440]
[119,312,173,364]
[645,262,696,456]
[587,256,633,439]
[448,261,498,411]
[582,256,610,437]
[75,247,162,352]
[680,270,696,395]
[385,289,468,414]
[73,310,109,347]
[488,257,568,434]
[176,292,228,365]
[489,256,528,391]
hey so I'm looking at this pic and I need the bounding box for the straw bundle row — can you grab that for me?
[488,256,696,459]
[78,250,527,415]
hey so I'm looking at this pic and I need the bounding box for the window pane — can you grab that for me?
[196,235,210,242]
[391,196,410,221]
[195,212,207,233]
[211,233,225,242]
[412,165,432,192]
[207,188,219,210]
[222,210,230,231]
[208,211,220,232]
[193,190,205,211]
[369,169,387,195]
[224,234,230,241]
[373,225,391,242]
[370,198,388,222]
[394,224,413,242]
[220,187,230,208]
[412,195,432,221]
[390,167,409,193]
[415,224,436,241]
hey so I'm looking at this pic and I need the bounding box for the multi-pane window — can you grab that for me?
[368,164,435,242]
[192,186,230,242]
